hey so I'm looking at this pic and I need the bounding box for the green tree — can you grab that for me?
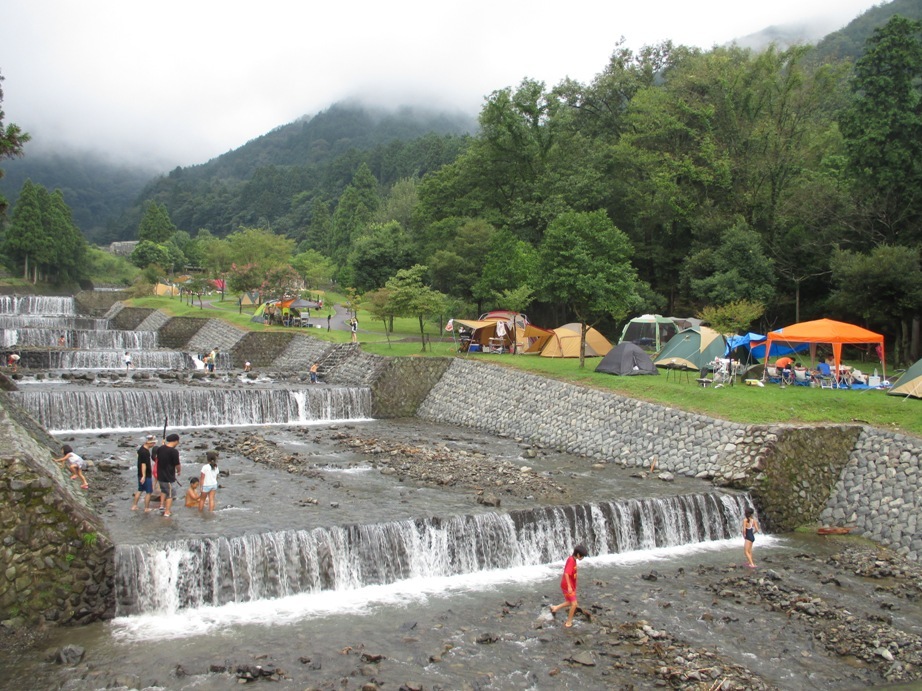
[346,221,416,292]
[697,299,765,336]
[0,70,30,217]
[683,220,776,307]
[473,228,538,310]
[3,179,45,280]
[130,240,172,270]
[292,249,335,289]
[538,210,641,367]
[829,245,922,364]
[137,201,177,243]
[224,227,295,271]
[839,16,922,246]
[384,265,448,352]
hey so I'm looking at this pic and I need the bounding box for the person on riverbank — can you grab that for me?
[350,317,358,343]
[743,507,760,568]
[123,351,132,371]
[53,444,89,489]
[310,362,319,383]
[130,435,156,511]
[185,478,202,508]
[199,450,219,512]
[157,434,181,517]
[550,544,588,627]
[8,353,20,372]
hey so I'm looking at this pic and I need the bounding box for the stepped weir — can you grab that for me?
[0,292,788,690]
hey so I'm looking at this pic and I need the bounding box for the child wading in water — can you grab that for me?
[184,478,202,507]
[53,444,89,489]
[743,507,760,568]
[550,544,588,627]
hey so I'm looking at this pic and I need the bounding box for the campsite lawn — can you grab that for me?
[123,295,921,438]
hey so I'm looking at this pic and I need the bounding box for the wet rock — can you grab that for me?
[54,644,85,666]
[476,632,499,644]
[565,651,595,666]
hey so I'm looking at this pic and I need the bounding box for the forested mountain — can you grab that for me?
[110,104,475,243]
[813,0,922,62]
[0,151,155,244]
[0,103,476,244]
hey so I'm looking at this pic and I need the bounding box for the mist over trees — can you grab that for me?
[1,7,920,363]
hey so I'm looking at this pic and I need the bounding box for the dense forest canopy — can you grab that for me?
[0,4,920,364]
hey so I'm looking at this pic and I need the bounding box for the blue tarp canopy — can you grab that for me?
[725,332,810,359]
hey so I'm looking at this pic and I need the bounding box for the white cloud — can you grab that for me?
[0,0,882,167]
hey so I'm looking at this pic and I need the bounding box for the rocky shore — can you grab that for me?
[16,425,922,690]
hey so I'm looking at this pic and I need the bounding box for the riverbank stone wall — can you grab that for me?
[0,394,114,628]
[409,359,919,557]
[821,428,922,561]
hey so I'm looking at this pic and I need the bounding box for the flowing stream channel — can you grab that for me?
[0,296,827,690]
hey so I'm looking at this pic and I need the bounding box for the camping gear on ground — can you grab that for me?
[761,318,885,386]
[595,342,658,376]
[618,314,677,353]
[654,326,728,372]
[538,323,612,358]
[887,358,922,399]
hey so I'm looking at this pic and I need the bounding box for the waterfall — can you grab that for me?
[42,350,189,369]
[12,386,373,432]
[1,329,157,350]
[114,493,748,615]
[0,315,111,331]
[0,295,76,315]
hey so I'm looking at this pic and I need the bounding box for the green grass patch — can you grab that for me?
[124,295,922,438]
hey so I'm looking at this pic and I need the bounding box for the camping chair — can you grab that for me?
[709,358,732,387]
[765,366,782,384]
[793,368,812,387]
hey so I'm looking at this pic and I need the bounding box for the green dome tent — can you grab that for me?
[888,358,922,399]
[653,326,727,372]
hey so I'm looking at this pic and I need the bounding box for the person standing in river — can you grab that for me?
[156,434,181,517]
[130,435,156,512]
[550,544,588,627]
[743,507,760,567]
[198,450,219,512]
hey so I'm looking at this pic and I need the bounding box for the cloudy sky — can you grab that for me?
[1,0,882,169]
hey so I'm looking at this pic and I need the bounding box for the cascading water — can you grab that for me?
[0,295,77,315]
[114,492,748,615]
[2,328,158,349]
[41,349,187,369]
[12,386,373,432]
[0,315,111,331]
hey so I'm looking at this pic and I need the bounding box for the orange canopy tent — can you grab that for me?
[762,318,885,384]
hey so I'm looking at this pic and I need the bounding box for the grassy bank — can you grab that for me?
[125,295,922,438]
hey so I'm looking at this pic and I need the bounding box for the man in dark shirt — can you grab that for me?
[130,435,156,512]
[157,433,182,517]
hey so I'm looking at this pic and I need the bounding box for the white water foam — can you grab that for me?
[109,535,780,642]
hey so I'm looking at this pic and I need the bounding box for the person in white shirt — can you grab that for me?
[199,450,220,512]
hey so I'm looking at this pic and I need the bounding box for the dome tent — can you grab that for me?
[539,323,612,358]
[654,326,727,371]
[595,342,658,376]
[618,314,678,352]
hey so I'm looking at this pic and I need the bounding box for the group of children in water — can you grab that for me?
[54,439,222,515]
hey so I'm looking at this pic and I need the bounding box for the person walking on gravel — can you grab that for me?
[550,544,588,627]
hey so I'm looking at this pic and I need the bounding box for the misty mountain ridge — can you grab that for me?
[2,0,915,243]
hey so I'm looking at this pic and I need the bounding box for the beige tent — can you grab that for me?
[539,323,612,358]
[154,282,180,297]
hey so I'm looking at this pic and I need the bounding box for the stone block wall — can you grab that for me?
[821,428,922,561]
[74,290,130,316]
[156,317,209,349]
[0,395,114,627]
[371,357,453,418]
[406,358,920,558]
[110,307,156,331]
[230,332,297,368]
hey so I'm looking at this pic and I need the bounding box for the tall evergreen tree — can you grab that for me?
[138,201,178,243]
[839,16,922,246]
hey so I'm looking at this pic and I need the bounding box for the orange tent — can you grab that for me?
[762,318,885,384]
